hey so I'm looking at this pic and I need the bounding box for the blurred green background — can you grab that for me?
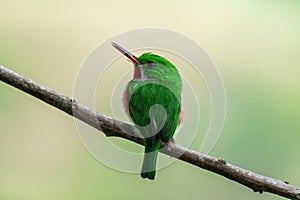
[1,0,300,199]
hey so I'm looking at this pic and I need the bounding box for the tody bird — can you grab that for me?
[112,42,183,180]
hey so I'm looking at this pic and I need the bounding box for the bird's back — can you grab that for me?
[127,79,181,142]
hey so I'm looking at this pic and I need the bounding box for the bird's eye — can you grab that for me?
[147,60,155,68]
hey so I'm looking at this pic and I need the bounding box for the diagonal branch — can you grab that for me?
[0,65,299,199]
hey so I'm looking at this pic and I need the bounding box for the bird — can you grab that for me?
[112,42,183,180]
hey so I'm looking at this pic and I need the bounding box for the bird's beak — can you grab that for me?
[112,42,140,65]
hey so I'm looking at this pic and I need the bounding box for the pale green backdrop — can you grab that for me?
[0,1,300,200]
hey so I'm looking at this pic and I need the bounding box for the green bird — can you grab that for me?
[112,42,183,180]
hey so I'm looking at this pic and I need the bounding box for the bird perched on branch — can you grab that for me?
[112,42,183,180]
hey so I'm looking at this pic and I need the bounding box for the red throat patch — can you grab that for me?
[134,66,141,79]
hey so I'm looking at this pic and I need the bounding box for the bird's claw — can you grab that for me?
[170,137,176,144]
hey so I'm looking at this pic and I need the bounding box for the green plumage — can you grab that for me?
[112,42,182,180]
[126,53,182,180]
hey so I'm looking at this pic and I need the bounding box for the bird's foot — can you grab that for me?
[170,137,176,144]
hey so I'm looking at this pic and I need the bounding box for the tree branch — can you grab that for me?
[0,65,299,199]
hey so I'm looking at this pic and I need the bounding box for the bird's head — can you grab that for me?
[112,42,181,86]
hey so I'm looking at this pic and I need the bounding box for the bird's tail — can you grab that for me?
[141,138,161,180]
